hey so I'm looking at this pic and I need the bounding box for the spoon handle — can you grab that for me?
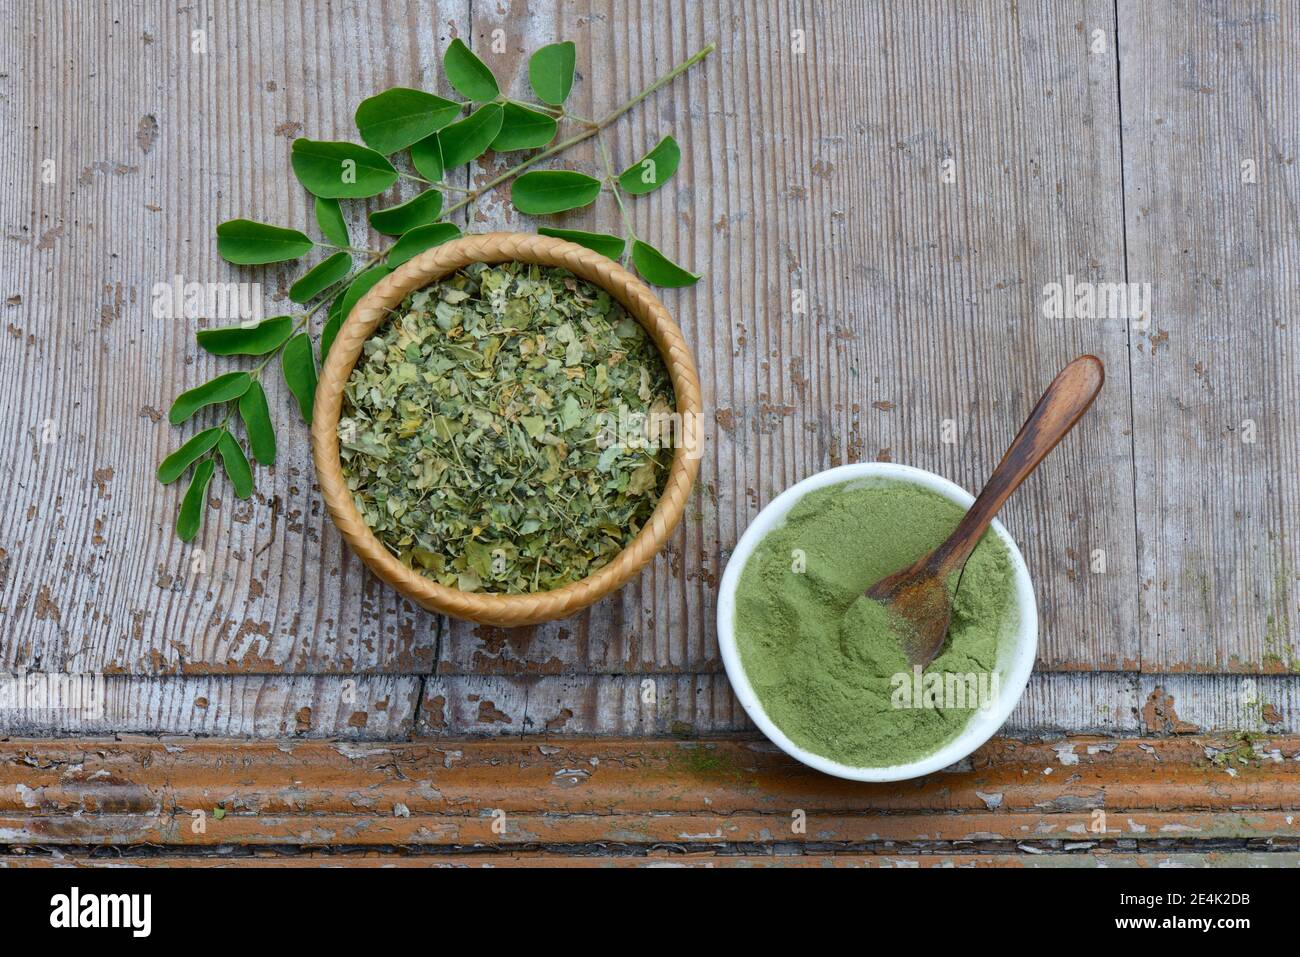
[930,355,1105,578]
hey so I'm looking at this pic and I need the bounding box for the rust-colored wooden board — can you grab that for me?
[3,736,1299,863]
[3,852,1298,868]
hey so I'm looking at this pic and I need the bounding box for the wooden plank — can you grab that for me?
[0,0,476,675]
[0,0,1140,697]
[417,673,745,735]
[414,672,1300,738]
[2,851,1296,867]
[4,809,1300,847]
[431,0,1140,681]
[3,671,1295,738]
[4,736,1298,817]
[0,675,420,737]
[1118,2,1300,670]
[2,736,1299,858]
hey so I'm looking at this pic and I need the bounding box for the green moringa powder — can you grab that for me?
[734,479,1019,768]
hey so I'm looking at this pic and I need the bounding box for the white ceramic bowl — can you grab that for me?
[717,462,1038,782]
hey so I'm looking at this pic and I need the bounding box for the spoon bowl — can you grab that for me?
[862,355,1105,667]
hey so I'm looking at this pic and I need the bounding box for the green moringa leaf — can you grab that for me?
[217,431,254,499]
[528,41,576,106]
[157,427,223,484]
[322,266,390,360]
[538,227,626,261]
[216,219,314,265]
[314,196,350,247]
[438,104,503,168]
[237,381,276,465]
[196,316,294,356]
[386,223,462,268]
[510,170,601,215]
[619,135,681,195]
[169,372,253,425]
[355,87,461,154]
[631,240,700,287]
[410,132,444,181]
[281,334,318,424]
[176,459,215,542]
[289,251,353,304]
[492,103,557,151]
[443,38,499,101]
[290,138,398,199]
[338,265,392,323]
[321,292,347,363]
[369,189,443,236]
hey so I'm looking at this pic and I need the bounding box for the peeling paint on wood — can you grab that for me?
[2,736,1299,861]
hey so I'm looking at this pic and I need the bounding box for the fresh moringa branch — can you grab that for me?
[160,38,714,542]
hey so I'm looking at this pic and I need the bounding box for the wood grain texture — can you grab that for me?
[0,0,1295,744]
[3,736,1299,861]
[3,851,1296,867]
[2,671,1292,738]
[436,0,1141,682]
[0,0,461,675]
[1118,1,1300,672]
[0,675,420,737]
[412,671,1300,737]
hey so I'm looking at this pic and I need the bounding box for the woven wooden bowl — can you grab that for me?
[312,232,703,626]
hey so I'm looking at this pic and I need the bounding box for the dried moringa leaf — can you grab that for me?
[338,261,675,594]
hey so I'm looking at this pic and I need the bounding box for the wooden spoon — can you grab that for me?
[863,355,1105,668]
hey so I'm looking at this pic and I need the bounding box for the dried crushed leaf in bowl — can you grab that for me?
[339,260,675,593]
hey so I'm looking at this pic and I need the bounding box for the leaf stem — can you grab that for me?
[395,170,473,194]
[504,97,597,127]
[441,42,714,220]
[319,242,384,256]
[598,136,636,261]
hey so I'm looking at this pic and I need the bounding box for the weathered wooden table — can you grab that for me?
[2,0,1298,865]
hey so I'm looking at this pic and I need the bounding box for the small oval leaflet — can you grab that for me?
[492,103,557,151]
[355,87,460,154]
[169,372,253,425]
[439,104,504,169]
[538,227,626,261]
[289,251,353,304]
[443,38,499,101]
[196,316,294,356]
[385,223,462,268]
[618,135,681,195]
[281,334,318,424]
[290,138,398,199]
[511,170,601,215]
[176,458,216,543]
[369,189,444,237]
[238,381,277,466]
[632,240,700,287]
[528,41,576,106]
[157,427,223,484]
[217,431,254,499]
[322,266,392,360]
[409,133,444,182]
[216,219,314,265]
[314,196,350,247]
